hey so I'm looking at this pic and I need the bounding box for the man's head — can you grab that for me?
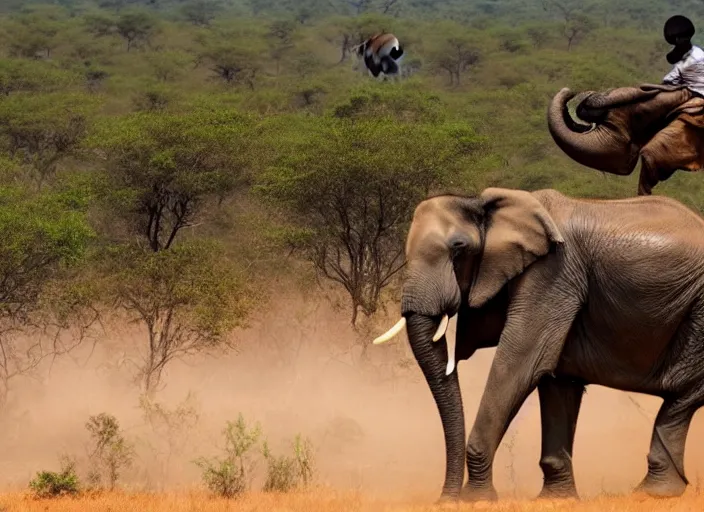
[664,15,695,64]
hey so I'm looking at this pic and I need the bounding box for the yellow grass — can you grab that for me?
[1,489,703,512]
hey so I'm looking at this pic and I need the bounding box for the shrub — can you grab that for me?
[28,456,80,498]
[194,414,261,498]
[85,413,134,491]
[262,434,314,492]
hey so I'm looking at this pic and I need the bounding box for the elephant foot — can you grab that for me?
[435,492,460,505]
[460,483,498,502]
[634,474,687,499]
[537,483,579,501]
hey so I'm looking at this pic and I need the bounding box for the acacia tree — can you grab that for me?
[197,25,267,88]
[0,93,95,189]
[267,19,297,75]
[542,0,598,50]
[4,5,65,59]
[88,110,252,252]
[107,242,253,394]
[431,32,481,86]
[0,167,96,406]
[116,10,157,51]
[87,110,256,394]
[257,115,483,325]
[181,0,223,26]
[0,59,76,96]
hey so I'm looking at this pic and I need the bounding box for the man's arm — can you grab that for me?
[663,63,682,84]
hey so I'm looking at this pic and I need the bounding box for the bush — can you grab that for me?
[28,457,80,498]
[194,414,262,498]
[85,413,134,491]
[262,434,314,492]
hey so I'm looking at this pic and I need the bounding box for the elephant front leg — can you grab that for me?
[462,278,580,502]
[536,376,584,499]
[462,339,569,502]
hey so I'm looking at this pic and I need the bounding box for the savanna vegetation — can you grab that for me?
[0,0,704,506]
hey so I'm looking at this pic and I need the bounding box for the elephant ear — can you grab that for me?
[468,188,564,308]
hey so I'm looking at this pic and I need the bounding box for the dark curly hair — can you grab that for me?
[664,15,695,45]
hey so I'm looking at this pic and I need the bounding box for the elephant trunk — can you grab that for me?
[406,313,465,500]
[547,88,640,176]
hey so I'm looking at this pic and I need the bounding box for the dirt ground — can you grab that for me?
[1,489,703,512]
[0,290,703,507]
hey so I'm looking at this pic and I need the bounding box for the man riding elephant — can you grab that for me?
[547,15,704,195]
[662,15,704,95]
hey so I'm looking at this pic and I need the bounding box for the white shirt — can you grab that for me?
[663,44,704,96]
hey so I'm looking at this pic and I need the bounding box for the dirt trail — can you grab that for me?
[0,290,702,501]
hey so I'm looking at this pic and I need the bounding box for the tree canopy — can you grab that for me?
[0,0,699,397]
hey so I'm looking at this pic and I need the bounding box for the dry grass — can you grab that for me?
[0,488,703,512]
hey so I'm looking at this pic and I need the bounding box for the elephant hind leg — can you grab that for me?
[635,391,703,498]
[537,376,584,500]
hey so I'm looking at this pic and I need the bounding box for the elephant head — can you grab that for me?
[372,187,563,501]
[547,83,694,175]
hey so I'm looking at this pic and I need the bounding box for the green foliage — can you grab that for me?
[0,180,94,321]
[28,456,81,498]
[197,24,267,87]
[194,414,262,498]
[256,113,484,323]
[0,59,77,95]
[262,434,314,492]
[181,0,223,26]
[106,241,254,393]
[0,0,699,405]
[116,9,157,51]
[87,109,253,251]
[0,92,98,187]
[85,413,134,491]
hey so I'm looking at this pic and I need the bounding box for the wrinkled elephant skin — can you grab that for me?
[373,187,704,503]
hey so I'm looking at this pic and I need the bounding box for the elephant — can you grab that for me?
[547,82,704,195]
[372,186,704,503]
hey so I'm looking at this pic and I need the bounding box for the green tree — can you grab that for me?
[106,241,254,394]
[116,9,157,51]
[181,0,223,26]
[3,5,66,59]
[267,19,297,75]
[85,413,134,490]
[0,59,76,96]
[0,92,96,189]
[146,50,193,82]
[87,110,253,252]
[87,110,256,394]
[257,115,484,325]
[429,27,482,86]
[198,29,266,88]
[0,162,95,405]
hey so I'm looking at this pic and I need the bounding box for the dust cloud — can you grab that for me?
[0,287,703,501]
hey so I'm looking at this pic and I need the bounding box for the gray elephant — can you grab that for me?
[373,186,704,502]
[547,83,704,195]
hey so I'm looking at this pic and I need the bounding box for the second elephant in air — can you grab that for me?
[548,83,704,195]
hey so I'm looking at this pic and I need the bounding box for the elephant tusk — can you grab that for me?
[432,314,450,342]
[372,317,407,345]
[446,356,456,376]
[444,314,457,375]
